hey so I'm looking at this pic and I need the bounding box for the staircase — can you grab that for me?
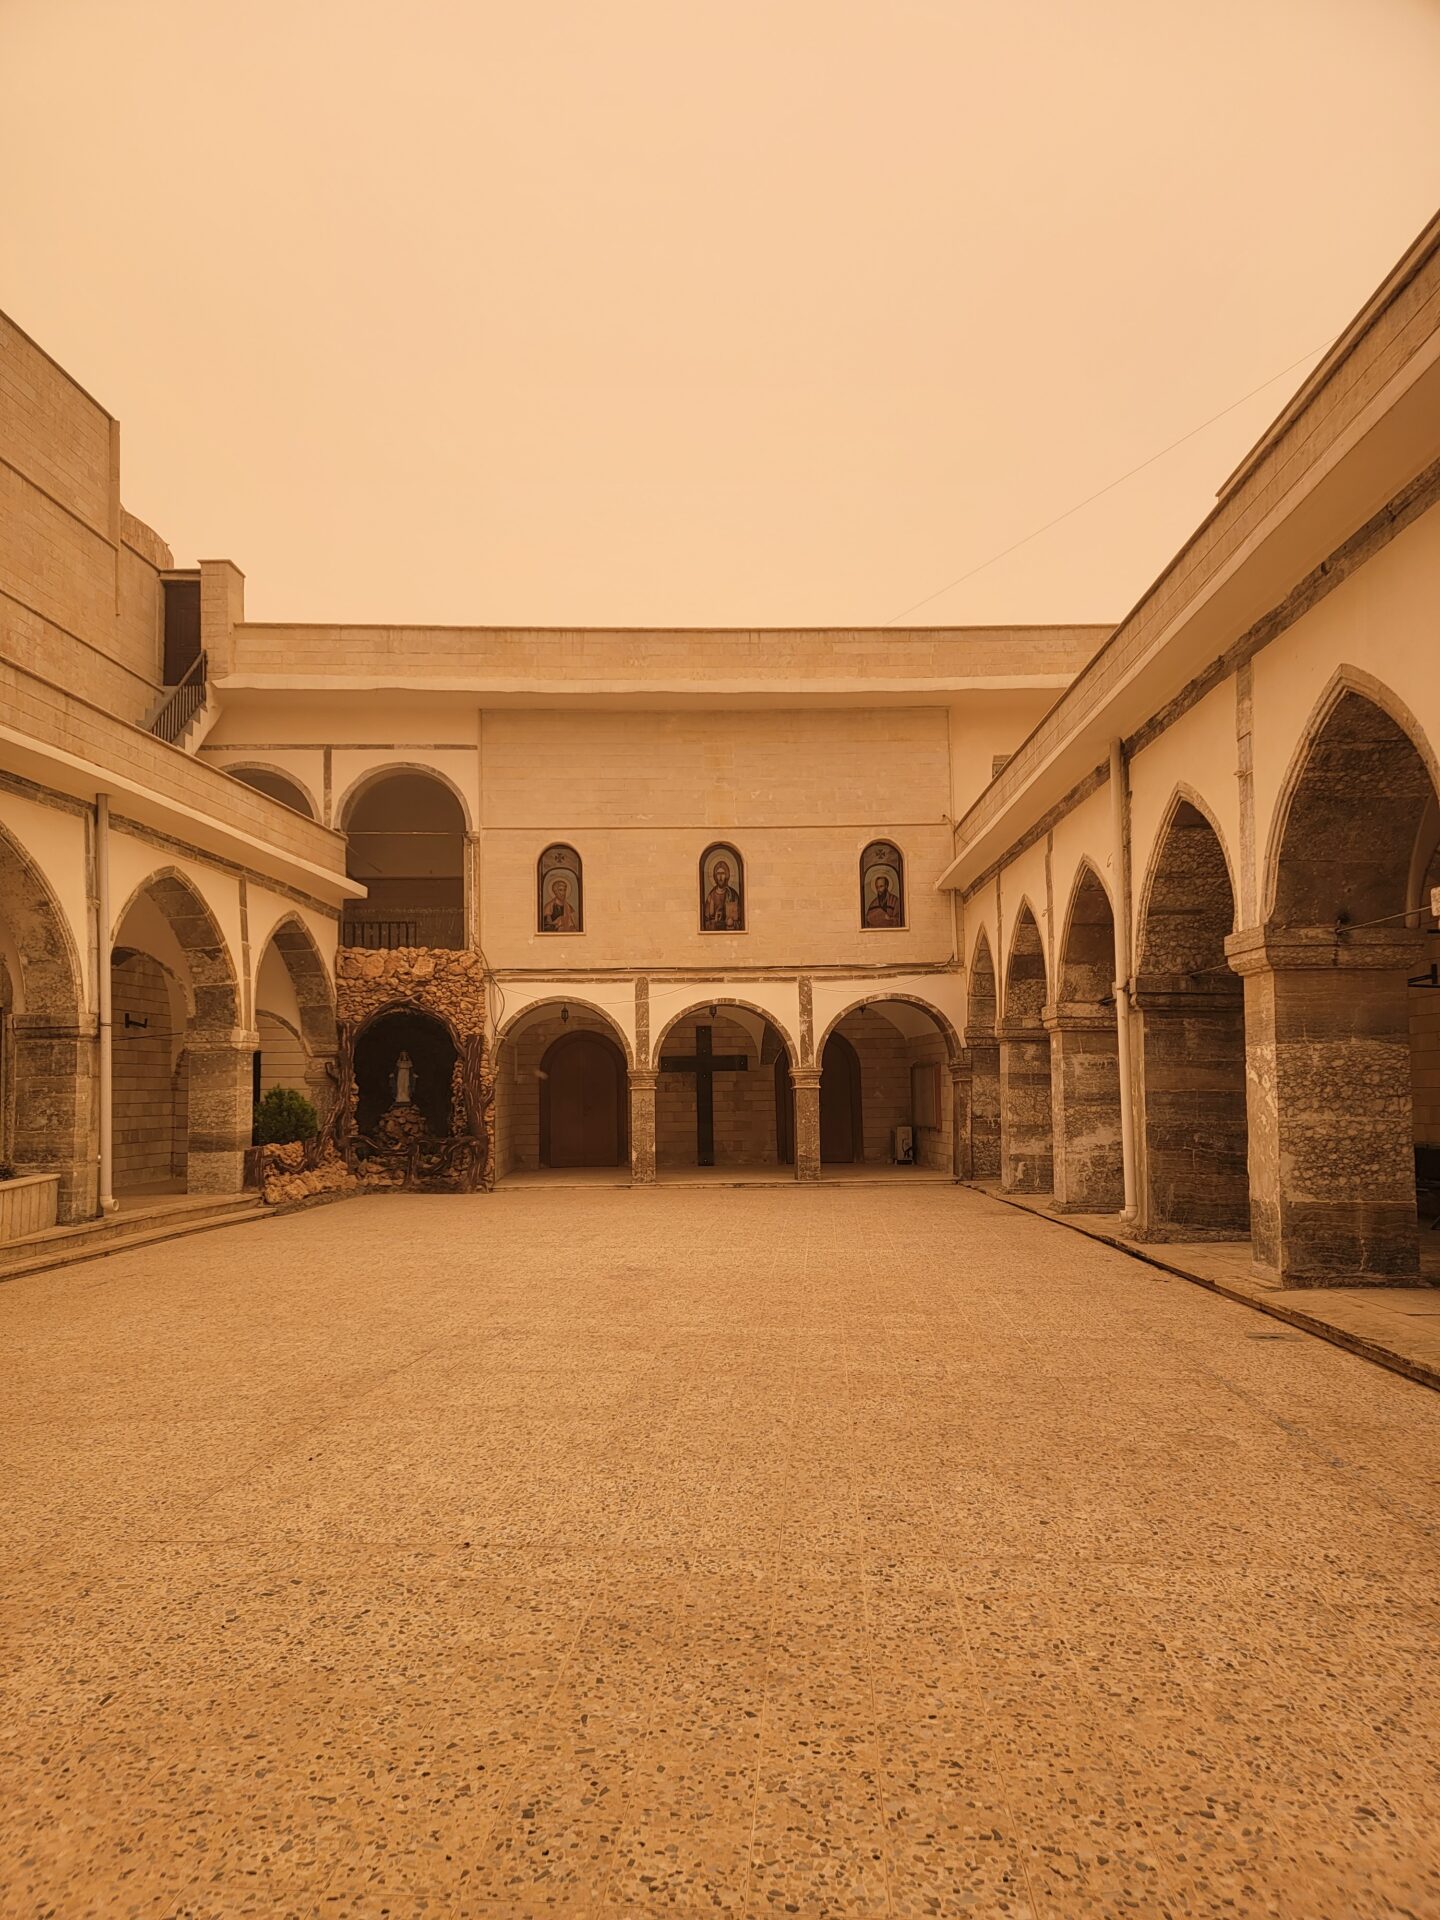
[146,651,218,753]
[0,1192,269,1283]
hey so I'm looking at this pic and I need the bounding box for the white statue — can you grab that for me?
[390,1050,416,1107]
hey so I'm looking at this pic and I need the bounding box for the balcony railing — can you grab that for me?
[341,907,466,951]
[148,651,208,746]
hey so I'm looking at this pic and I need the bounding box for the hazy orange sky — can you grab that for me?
[4,1,1439,628]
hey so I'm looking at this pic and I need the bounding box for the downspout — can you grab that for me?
[1109,740,1138,1221]
[96,792,117,1214]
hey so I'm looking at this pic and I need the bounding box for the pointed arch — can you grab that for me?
[1001,897,1048,1029]
[966,923,998,1039]
[1135,791,1238,983]
[112,866,240,1034]
[1262,667,1440,930]
[0,816,84,1022]
[1057,860,1117,1005]
[254,911,337,1055]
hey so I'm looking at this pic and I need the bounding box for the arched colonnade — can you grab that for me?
[963,673,1440,1286]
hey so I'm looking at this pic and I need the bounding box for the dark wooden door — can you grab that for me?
[820,1032,862,1164]
[540,1032,625,1167]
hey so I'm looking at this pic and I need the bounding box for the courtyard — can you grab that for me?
[2,1187,1438,1918]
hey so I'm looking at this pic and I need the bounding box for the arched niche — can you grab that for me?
[342,769,467,951]
[227,765,317,819]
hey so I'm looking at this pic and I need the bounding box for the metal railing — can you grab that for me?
[149,651,208,746]
[341,907,466,951]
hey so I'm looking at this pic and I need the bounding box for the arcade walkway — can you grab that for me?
[3,1187,1438,1917]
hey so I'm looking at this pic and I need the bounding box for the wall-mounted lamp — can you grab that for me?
[560,1004,570,1024]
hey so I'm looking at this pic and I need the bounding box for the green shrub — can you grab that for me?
[254,1086,319,1146]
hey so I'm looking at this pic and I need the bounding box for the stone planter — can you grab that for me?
[0,1171,61,1244]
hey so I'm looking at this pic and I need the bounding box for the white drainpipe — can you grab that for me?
[1109,739,1139,1221]
[96,792,117,1214]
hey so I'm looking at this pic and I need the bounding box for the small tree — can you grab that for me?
[254,1085,319,1146]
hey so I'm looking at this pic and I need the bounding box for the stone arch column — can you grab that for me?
[790,1067,822,1182]
[628,1068,658,1185]
[0,821,94,1220]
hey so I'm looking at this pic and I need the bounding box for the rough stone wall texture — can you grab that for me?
[497,1007,624,1174]
[111,952,184,1188]
[1049,1025,1124,1212]
[999,1034,1054,1193]
[968,1040,1002,1178]
[1135,993,1250,1240]
[1242,962,1419,1283]
[656,1013,778,1168]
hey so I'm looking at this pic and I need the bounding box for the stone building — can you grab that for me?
[2,210,1439,1287]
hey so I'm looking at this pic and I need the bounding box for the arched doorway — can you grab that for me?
[1134,800,1248,1240]
[540,1031,627,1167]
[819,1031,862,1163]
[354,1008,457,1138]
[1242,688,1440,1280]
[342,770,467,951]
[999,904,1053,1192]
[654,1005,796,1172]
[819,999,956,1172]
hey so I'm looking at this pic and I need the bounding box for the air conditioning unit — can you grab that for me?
[892,1125,915,1165]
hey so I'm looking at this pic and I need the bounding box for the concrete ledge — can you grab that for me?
[966,1181,1440,1395]
[0,1172,60,1243]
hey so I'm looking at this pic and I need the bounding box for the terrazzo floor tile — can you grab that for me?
[3,1184,1440,1916]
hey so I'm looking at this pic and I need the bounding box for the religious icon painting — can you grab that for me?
[700,842,745,932]
[860,840,904,928]
[537,843,583,933]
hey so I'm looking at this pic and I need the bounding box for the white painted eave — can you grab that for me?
[936,328,1440,894]
[0,723,364,906]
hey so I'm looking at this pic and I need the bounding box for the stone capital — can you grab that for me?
[1042,999,1115,1034]
[789,1067,823,1091]
[963,1027,998,1052]
[627,1067,658,1087]
[996,1017,1046,1043]
[1224,923,1426,978]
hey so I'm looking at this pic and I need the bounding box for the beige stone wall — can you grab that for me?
[479,707,954,970]
[0,314,169,724]
[111,951,185,1188]
[656,1012,779,1167]
[828,1011,950,1167]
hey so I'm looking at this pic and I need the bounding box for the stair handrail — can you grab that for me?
[148,651,209,746]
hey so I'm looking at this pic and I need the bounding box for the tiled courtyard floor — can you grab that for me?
[2,1185,1439,1919]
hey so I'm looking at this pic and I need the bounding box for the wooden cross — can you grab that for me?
[659,1022,748,1166]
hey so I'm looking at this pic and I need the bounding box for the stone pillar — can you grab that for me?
[1227,926,1424,1284]
[998,1021,1053,1192]
[464,831,483,952]
[965,1028,1001,1179]
[628,1069,657,1186]
[11,1015,97,1222]
[1045,1003,1123,1212]
[185,1033,256,1193]
[791,1067,822,1183]
[949,1057,971,1178]
[1131,977,1250,1240]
